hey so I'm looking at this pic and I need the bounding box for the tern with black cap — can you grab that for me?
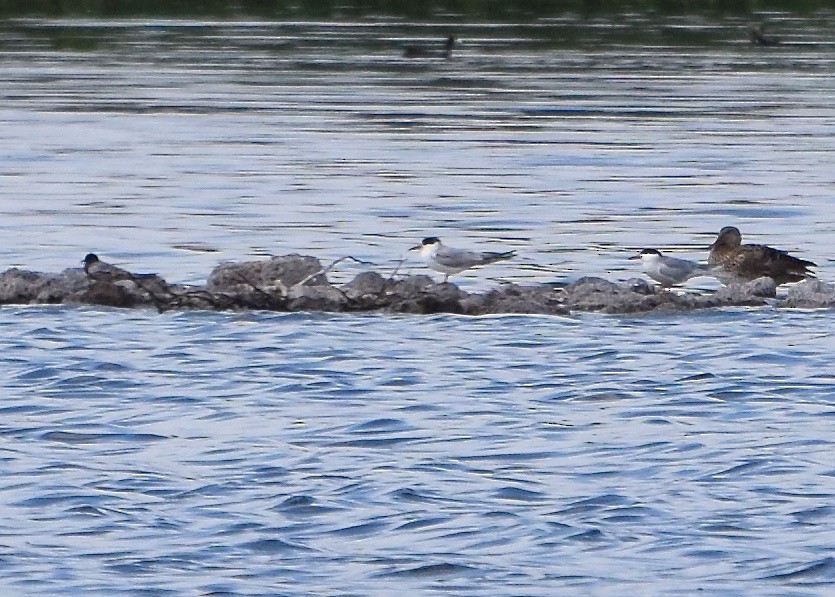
[409,237,515,283]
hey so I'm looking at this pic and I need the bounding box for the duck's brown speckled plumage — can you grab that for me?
[708,226,816,285]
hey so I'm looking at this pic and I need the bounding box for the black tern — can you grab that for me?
[83,253,157,284]
[409,237,516,283]
[629,248,715,288]
[707,226,815,285]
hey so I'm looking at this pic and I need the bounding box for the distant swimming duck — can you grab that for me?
[707,227,815,285]
[629,248,716,288]
[403,35,456,59]
[749,24,780,46]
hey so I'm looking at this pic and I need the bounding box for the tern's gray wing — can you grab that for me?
[434,247,491,268]
[659,257,699,279]
[658,257,702,282]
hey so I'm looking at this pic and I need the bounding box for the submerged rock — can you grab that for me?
[0,254,828,315]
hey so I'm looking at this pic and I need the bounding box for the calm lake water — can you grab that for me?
[1,14,835,595]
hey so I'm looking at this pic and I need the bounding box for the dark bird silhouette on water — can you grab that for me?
[403,35,456,59]
[749,24,780,46]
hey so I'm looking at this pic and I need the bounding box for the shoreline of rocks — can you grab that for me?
[2,254,834,315]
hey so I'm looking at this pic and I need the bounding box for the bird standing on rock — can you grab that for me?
[409,237,516,283]
[707,227,816,285]
[82,253,157,284]
[629,248,716,288]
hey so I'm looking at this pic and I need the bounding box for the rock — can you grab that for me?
[207,254,326,294]
[386,275,437,296]
[624,277,655,295]
[341,271,387,299]
[340,271,392,310]
[384,277,466,314]
[0,256,829,316]
[0,268,51,304]
[563,277,661,313]
[780,279,835,308]
[461,283,569,315]
[79,280,139,308]
[287,283,348,311]
[161,286,244,311]
[713,277,776,304]
[0,268,92,305]
[38,268,91,303]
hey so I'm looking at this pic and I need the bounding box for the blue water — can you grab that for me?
[1,15,835,595]
[2,306,834,595]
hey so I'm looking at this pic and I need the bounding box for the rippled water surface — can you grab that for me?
[1,14,835,595]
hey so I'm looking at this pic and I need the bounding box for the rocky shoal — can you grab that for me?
[1,254,834,315]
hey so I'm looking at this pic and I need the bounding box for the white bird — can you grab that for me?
[629,248,715,288]
[409,237,516,283]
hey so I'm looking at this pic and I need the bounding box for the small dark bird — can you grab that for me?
[403,35,456,59]
[707,227,815,285]
[82,253,157,284]
[749,24,780,46]
[409,237,515,283]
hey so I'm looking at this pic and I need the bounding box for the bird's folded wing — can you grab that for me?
[434,249,481,268]
[658,259,695,280]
